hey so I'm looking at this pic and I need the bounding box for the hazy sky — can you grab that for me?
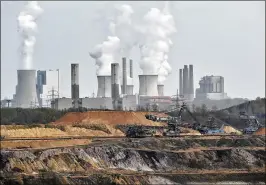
[1,1,265,100]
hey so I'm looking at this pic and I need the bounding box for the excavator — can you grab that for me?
[175,102,225,134]
[127,102,226,138]
[239,110,262,134]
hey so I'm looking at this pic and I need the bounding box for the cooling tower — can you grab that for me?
[97,76,111,97]
[15,70,39,108]
[139,75,158,96]
[71,64,79,108]
[183,65,189,95]
[129,59,133,78]
[122,57,127,94]
[157,85,164,96]
[126,85,134,95]
[179,69,183,95]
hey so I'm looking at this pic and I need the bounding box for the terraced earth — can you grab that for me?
[0,136,265,185]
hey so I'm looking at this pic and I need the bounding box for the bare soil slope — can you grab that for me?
[54,111,167,126]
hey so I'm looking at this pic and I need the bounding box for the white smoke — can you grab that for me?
[90,4,136,79]
[109,4,137,57]
[138,2,176,84]
[89,36,120,76]
[17,1,43,69]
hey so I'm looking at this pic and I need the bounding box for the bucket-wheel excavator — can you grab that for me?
[240,101,262,134]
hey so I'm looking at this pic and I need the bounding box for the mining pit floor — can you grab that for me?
[1,135,265,185]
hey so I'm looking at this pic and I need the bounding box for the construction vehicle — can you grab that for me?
[241,113,262,134]
[162,103,189,137]
[126,126,155,138]
[145,114,158,121]
[177,103,225,134]
[238,102,263,134]
[204,116,225,134]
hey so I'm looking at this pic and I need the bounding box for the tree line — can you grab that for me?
[0,107,111,125]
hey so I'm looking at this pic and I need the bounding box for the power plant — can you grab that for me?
[7,58,229,111]
[2,1,232,112]
[195,75,227,100]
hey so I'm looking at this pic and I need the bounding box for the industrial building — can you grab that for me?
[36,70,59,107]
[50,57,175,111]
[195,75,228,100]
[9,58,231,111]
[7,59,230,111]
[179,65,194,102]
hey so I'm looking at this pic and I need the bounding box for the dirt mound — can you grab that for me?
[1,128,68,138]
[254,127,265,135]
[54,111,166,126]
[223,126,242,134]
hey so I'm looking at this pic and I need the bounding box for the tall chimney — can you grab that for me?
[183,65,189,95]
[179,69,183,96]
[189,64,194,97]
[111,63,120,109]
[139,75,158,96]
[97,76,112,97]
[71,64,79,108]
[157,85,164,96]
[122,57,127,94]
[129,59,133,78]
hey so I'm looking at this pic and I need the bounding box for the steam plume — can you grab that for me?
[90,4,136,79]
[17,1,43,69]
[109,4,136,57]
[89,36,120,76]
[138,2,176,84]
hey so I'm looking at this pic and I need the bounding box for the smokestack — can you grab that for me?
[139,75,158,96]
[122,57,127,94]
[15,70,39,108]
[129,59,133,78]
[111,63,120,109]
[189,64,194,96]
[97,76,111,97]
[179,69,183,95]
[157,85,164,96]
[183,65,189,95]
[71,64,79,108]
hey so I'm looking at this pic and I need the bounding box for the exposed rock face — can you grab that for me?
[0,137,265,185]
